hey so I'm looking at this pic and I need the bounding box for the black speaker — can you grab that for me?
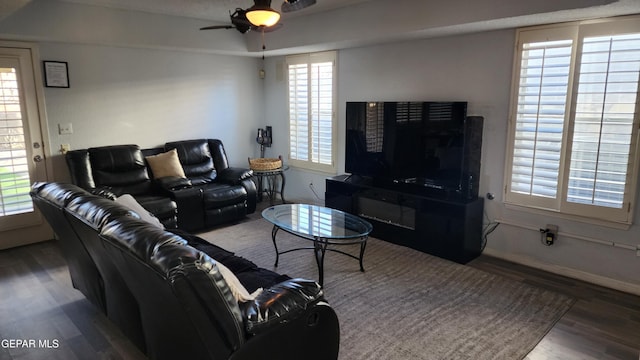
[460,116,483,200]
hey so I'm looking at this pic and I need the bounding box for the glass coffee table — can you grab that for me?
[262,204,373,286]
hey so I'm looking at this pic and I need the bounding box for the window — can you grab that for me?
[0,67,33,216]
[505,16,640,224]
[286,51,337,173]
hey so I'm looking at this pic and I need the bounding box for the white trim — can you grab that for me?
[285,51,338,174]
[0,40,52,177]
[496,218,638,248]
[482,247,640,296]
[503,16,640,224]
[503,202,632,230]
[0,41,52,240]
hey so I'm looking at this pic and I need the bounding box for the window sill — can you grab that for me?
[288,164,338,176]
[503,202,632,230]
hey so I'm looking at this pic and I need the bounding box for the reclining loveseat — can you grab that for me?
[30,181,340,360]
[66,139,257,231]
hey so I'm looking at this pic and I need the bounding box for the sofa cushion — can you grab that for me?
[66,195,136,231]
[166,139,216,179]
[32,182,85,207]
[169,229,288,292]
[135,195,177,219]
[202,184,247,209]
[154,176,192,191]
[115,194,164,229]
[215,261,263,302]
[89,145,151,195]
[145,149,186,179]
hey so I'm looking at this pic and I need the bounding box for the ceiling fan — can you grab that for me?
[200,8,275,34]
[200,0,316,34]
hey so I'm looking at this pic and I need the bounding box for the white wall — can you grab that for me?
[0,1,266,182]
[263,30,512,204]
[262,30,640,293]
[39,43,264,182]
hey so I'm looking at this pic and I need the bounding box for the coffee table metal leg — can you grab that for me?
[313,237,328,286]
[271,225,280,267]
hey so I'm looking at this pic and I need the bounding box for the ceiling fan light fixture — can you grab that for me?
[246,1,281,27]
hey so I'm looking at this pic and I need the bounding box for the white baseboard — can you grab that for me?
[482,248,640,296]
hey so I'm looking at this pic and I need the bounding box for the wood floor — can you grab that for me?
[469,257,640,360]
[0,238,638,359]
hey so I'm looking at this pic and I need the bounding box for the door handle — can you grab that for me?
[33,155,43,162]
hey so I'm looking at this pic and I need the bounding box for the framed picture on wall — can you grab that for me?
[43,61,69,88]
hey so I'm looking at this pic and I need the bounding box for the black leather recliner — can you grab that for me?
[66,139,257,231]
[162,139,257,230]
[29,182,106,313]
[66,144,178,228]
[30,182,340,360]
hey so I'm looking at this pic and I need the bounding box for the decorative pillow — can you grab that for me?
[145,149,186,179]
[215,261,263,303]
[115,194,165,229]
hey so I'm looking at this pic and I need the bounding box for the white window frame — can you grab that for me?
[504,16,640,225]
[286,51,337,174]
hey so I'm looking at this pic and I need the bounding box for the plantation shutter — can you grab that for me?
[510,39,573,199]
[567,33,640,209]
[287,52,337,173]
[0,67,33,216]
[310,61,333,165]
[288,63,309,162]
[506,18,640,224]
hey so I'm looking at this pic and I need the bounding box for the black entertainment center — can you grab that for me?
[325,101,484,264]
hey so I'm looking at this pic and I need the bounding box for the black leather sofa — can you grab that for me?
[30,182,340,360]
[65,139,257,231]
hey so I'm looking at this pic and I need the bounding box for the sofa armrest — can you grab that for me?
[218,167,253,185]
[154,176,193,191]
[241,278,324,335]
[66,149,96,189]
[232,289,339,360]
[89,186,118,200]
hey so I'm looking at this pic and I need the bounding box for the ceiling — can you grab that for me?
[1,0,640,56]
[59,0,373,22]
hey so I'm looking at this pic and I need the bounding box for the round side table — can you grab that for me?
[252,165,289,205]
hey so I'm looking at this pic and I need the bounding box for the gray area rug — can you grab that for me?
[198,218,575,360]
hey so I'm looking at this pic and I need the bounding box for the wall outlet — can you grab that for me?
[545,224,558,246]
[60,144,71,154]
[58,123,73,135]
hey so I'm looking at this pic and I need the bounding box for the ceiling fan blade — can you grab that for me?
[200,25,235,30]
[229,7,252,33]
[282,0,316,13]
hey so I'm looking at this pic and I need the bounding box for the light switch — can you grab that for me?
[58,123,73,135]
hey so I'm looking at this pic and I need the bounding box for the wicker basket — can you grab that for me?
[249,158,282,171]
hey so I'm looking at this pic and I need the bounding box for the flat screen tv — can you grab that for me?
[345,101,468,190]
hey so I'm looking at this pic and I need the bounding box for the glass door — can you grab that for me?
[0,45,51,247]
